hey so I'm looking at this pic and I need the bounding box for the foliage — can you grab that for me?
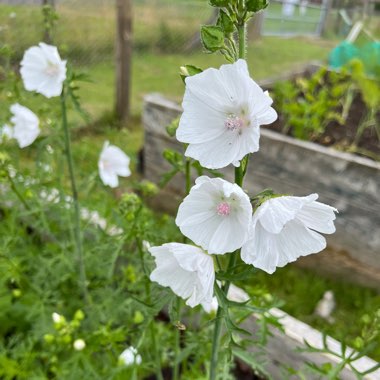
[273,67,348,140]
[1,2,379,380]
[273,62,380,158]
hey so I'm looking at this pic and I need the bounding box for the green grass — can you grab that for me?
[77,36,333,119]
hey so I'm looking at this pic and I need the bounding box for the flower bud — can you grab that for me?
[73,339,86,351]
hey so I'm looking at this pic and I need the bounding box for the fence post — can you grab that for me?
[115,0,133,125]
[248,11,264,40]
[317,0,332,36]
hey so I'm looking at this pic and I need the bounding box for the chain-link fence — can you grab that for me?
[0,0,213,65]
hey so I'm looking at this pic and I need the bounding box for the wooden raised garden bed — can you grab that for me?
[142,89,380,290]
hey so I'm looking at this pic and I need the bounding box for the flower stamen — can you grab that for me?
[216,202,231,216]
[224,114,244,132]
[45,62,60,77]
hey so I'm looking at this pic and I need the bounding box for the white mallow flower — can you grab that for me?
[241,194,337,274]
[10,104,40,148]
[149,243,215,308]
[20,42,67,98]
[119,346,142,366]
[98,141,131,188]
[176,176,252,255]
[176,59,277,169]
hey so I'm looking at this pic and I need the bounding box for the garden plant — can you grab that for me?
[0,1,380,379]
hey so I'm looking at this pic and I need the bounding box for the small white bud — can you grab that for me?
[52,312,64,324]
[119,346,142,366]
[73,339,86,351]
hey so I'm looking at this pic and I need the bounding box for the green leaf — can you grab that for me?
[232,347,271,379]
[217,9,234,35]
[209,0,230,7]
[200,25,225,53]
[180,65,203,83]
[246,0,269,12]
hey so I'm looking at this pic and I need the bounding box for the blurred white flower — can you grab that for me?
[73,339,86,351]
[149,243,215,308]
[20,42,67,98]
[10,104,40,148]
[52,312,64,324]
[314,290,336,323]
[176,59,277,169]
[176,176,252,255]
[119,346,142,366]
[98,141,131,188]
[241,194,337,274]
[0,124,13,142]
[9,12,16,19]
[40,188,60,204]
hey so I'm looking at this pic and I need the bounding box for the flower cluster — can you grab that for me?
[2,43,130,188]
[149,60,338,308]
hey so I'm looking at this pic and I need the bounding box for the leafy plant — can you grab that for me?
[273,67,348,141]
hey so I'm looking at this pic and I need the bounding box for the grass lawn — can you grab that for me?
[78,36,334,119]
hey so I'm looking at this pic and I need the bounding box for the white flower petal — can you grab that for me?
[242,194,337,273]
[20,42,66,98]
[10,104,40,148]
[296,201,337,234]
[149,243,215,307]
[177,59,277,169]
[176,176,252,254]
[255,194,318,234]
[98,141,131,188]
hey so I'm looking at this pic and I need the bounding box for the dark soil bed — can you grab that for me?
[266,92,380,160]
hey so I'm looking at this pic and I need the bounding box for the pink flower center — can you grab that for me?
[216,202,231,216]
[224,114,244,131]
[45,62,60,77]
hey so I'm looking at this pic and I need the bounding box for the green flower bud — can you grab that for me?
[133,311,144,324]
[139,180,158,197]
[74,309,85,321]
[44,334,55,344]
[12,289,22,298]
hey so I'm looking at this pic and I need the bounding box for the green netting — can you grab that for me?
[329,41,380,77]
[360,42,380,77]
[329,41,359,68]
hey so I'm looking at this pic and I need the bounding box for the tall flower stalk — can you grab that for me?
[209,20,247,380]
[60,88,88,302]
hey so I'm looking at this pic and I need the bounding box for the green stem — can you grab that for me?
[173,157,192,380]
[137,240,164,380]
[237,23,246,60]
[60,89,88,302]
[209,17,247,380]
[7,172,30,211]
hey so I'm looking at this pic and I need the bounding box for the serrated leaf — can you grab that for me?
[232,347,271,379]
[246,0,269,12]
[200,25,225,53]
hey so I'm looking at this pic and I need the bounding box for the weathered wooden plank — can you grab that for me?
[142,93,380,289]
